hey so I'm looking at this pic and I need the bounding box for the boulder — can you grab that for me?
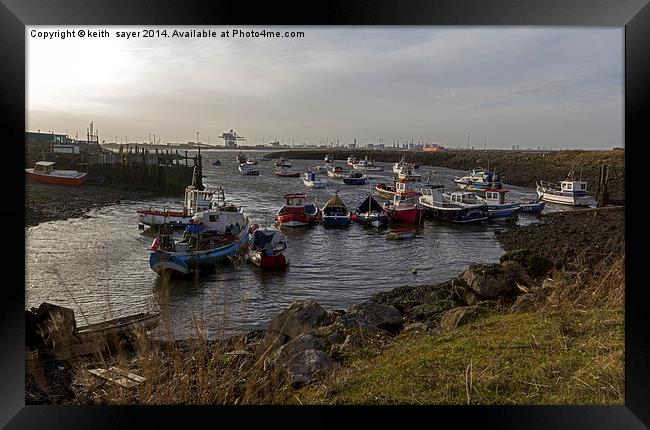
[282,349,334,388]
[460,263,528,300]
[401,322,429,334]
[500,248,553,278]
[440,305,494,331]
[258,300,330,354]
[273,334,325,366]
[337,302,403,332]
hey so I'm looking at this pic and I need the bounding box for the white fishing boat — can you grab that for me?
[419,185,489,223]
[536,171,596,206]
[396,165,422,182]
[239,164,260,175]
[352,157,384,172]
[303,171,327,188]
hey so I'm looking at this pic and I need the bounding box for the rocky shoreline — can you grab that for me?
[25,182,168,227]
[26,206,624,404]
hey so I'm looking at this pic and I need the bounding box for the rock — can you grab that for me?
[282,349,334,388]
[402,322,428,334]
[409,301,455,322]
[273,334,325,366]
[500,248,553,278]
[337,301,403,332]
[510,287,553,313]
[440,305,494,331]
[460,263,529,300]
[25,303,78,352]
[258,300,330,354]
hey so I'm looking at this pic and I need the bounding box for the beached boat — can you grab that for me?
[137,185,227,228]
[303,171,327,188]
[419,185,489,223]
[239,164,260,175]
[519,201,545,213]
[454,167,503,191]
[25,161,88,186]
[327,165,348,179]
[275,157,292,168]
[352,157,384,172]
[382,182,424,224]
[321,192,351,227]
[396,165,422,182]
[536,171,596,206]
[476,188,520,220]
[276,193,321,227]
[355,194,389,228]
[343,171,367,185]
[375,182,422,200]
[386,227,416,240]
[148,205,249,275]
[275,167,301,177]
[247,224,288,269]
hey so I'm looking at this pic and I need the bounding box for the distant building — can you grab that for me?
[26,131,71,145]
[52,144,80,154]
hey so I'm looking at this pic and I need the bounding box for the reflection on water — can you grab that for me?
[26,150,569,338]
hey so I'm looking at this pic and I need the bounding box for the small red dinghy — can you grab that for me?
[25,161,88,186]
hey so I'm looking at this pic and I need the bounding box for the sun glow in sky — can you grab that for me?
[27,26,623,149]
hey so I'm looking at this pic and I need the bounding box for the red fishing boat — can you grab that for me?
[25,161,88,186]
[382,182,424,224]
[247,224,289,269]
[276,193,321,227]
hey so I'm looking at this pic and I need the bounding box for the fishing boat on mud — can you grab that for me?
[303,171,327,188]
[274,167,301,177]
[375,182,422,200]
[519,200,545,213]
[321,192,351,227]
[382,182,424,224]
[477,188,521,220]
[536,171,596,206]
[275,157,292,168]
[148,205,249,276]
[418,185,489,224]
[386,227,416,240]
[327,165,348,179]
[343,171,367,185]
[276,193,321,227]
[239,164,260,175]
[454,167,503,191]
[396,165,422,182]
[25,161,88,186]
[247,224,288,269]
[355,193,389,228]
[352,157,384,172]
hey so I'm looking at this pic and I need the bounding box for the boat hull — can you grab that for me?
[276,210,319,227]
[303,179,327,188]
[536,190,595,206]
[356,212,389,228]
[249,250,288,269]
[26,170,88,186]
[343,177,367,185]
[421,204,488,223]
[383,206,423,224]
[137,209,192,228]
[520,201,545,213]
[486,204,520,220]
[275,172,300,177]
[322,214,351,227]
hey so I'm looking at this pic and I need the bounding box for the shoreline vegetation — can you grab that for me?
[26,205,624,405]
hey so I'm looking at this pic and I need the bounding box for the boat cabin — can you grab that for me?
[484,189,509,205]
[560,180,588,195]
[283,193,309,207]
[184,186,218,214]
[304,172,317,181]
[191,207,246,235]
[34,161,55,174]
[449,191,483,205]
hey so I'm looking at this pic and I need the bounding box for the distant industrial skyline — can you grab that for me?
[27,27,623,150]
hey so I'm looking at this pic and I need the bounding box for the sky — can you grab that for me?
[26,26,623,149]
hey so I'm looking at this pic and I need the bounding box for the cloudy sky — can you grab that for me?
[27,27,623,149]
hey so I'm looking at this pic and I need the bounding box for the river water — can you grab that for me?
[25,150,571,339]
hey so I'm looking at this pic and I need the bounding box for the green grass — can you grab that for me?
[290,308,624,405]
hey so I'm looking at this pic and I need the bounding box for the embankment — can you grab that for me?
[267,149,625,202]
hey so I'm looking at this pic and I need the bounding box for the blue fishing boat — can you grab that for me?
[343,171,367,185]
[148,204,249,276]
[478,188,520,220]
[355,193,389,228]
[454,167,502,191]
[519,200,545,213]
[321,192,351,227]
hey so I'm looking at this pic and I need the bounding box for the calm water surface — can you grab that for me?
[26,151,572,338]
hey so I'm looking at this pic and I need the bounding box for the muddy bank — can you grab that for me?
[267,149,625,202]
[25,182,165,227]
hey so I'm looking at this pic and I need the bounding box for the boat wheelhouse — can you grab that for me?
[454,167,503,191]
[396,165,422,182]
[327,165,348,179]
[536,171,596,206]
[477,188,520,220]
[276,193,321,227]
[137,185,227,228]
[274,157,292,168]
[352,157,384,172]
[303,171,327,188]
[343,171,367,185]
[382,182,424,224]
[419,185,488,223]
[25,161,88,186]
[375,181,422,200]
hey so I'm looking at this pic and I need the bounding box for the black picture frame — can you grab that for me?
[2,0,648,427]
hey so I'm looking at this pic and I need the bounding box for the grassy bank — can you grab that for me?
[267,149,624,202]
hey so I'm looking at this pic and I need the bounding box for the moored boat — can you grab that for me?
[247,224,289,269]
[236,152,247,164]
[476,188,520,220]
[352,157,384,172]
[454,167,502,191]
[321,192,351,227]
[536,171,596,206]
[418,185,488,223]
[327,165,348,179]
[25,161,88,186]
[375,182,422,200]
[355,193,389,228]
[396,165,422,182]
[275,157,292,168]
[276,193,321,227]
[392,156,419,174]
[343,171,367,185]
[303,171,327,188]
[148,205,249,276]
[519,200,545,213]
[245,158,259,165]
[382,182,424,224]
[239,164,260,175]
[275,167,300,177]
[346,156,358,167]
